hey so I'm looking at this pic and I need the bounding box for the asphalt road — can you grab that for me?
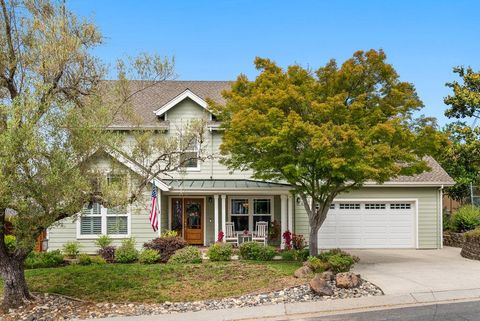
[292,300,480,321]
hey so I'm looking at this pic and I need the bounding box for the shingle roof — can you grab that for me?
[365,156,455,186]
[103,80,231,126]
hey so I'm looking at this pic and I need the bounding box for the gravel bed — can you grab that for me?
[2,280,383,321]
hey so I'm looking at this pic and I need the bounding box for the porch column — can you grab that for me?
[221,194,227,242]
[214,195,219,242]
[288,195,293,233]
[281,194,288,249]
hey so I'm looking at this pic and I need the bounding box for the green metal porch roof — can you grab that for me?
[163,179,292,190]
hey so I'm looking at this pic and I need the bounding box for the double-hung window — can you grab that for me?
[180,137,200,170]
[78,203,130,239]
[229,196,273,232]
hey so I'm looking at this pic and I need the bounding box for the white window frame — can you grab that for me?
[180,137,201,172]
[76,203,131,240]
[228,196,274,232]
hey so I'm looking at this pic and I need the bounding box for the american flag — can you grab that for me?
[149,182,158,232]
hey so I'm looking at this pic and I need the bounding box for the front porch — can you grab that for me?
[158,180,295,247]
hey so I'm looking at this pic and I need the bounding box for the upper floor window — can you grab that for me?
[180,138,199,170]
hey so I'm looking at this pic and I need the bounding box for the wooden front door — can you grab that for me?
[171,198,204,245]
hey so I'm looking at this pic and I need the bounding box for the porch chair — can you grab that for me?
[252,221,268,246]
[224,222,239,247]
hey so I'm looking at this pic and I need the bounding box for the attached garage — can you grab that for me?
[318,200,416,249]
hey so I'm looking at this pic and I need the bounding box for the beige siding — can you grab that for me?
[294,187,441,249]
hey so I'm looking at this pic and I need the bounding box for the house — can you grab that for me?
[47,81,455,253]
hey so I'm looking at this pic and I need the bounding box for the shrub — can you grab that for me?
[94,235,112,249]
[293,248,310,262]
[63,241,81,258]
[318,248,359,263]
[4,235,16,253]
[207,242,232,261]
[115,238,139,263]
[443,213,454,231]
[292,234,306,250]
[451,206,480,232]
[78,254,107,265]
[25,250,64,269]
[465,228,480,240]
[168,246,202,264]
[139,249,161,264]
[327,254,356,273]
[239,242,277,261]
[161,230,178,238]
[280,249,296,261]
[98,246,116,263]
[143,236,187,263]
[307,256,330,272]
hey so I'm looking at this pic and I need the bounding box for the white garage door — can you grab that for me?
[318,201,416,249]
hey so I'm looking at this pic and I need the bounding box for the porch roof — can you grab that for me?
[162,179,292,191]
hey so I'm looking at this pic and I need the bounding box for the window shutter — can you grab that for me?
[80,216,102,235]
[107,216,128,235]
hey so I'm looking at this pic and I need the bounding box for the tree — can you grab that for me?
[0,0,204,310]
[212,50,434,255]
[440,66,480,201]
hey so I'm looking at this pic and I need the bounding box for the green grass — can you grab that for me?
[0,261,302,303]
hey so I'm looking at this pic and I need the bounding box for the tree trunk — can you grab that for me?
[309,224,321,255]
[0,257,32,310]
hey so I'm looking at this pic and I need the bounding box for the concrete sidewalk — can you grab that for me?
[87,288,480,321]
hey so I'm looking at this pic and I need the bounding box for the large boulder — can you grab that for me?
[309,274,334,296]
[294,265,313,278]
[335,272,362,289]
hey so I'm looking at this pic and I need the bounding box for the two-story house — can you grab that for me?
[47,81,454,253]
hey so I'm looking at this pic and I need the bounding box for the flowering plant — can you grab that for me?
[217,231,224,242]
[282,230,292,249]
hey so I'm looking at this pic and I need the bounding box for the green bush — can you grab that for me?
[443,213,454,231]
[294,248,310,262]
[307,256,330,272]
[280,249,296,261]
[94,235,112,249]
[25,250,64,269]
[63,241,81,258]
[465,228,480,240]
[115,238,139,263]
[4,235,16,253]
[168,246,202,264]
[327,254,356,273]
[78,254,107,265]
[207,243,232,261]
[239,242,277,261]
[161,230,178,238]
[139,249,161,264]
[451,206,480,232]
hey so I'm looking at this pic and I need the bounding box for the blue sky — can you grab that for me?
[70,0,480,126]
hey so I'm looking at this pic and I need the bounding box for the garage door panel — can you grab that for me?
[318,201,415,249]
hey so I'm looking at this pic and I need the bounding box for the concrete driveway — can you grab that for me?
[350,247,480,295]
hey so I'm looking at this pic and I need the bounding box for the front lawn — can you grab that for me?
[0,261,302,303]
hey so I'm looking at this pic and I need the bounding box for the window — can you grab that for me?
[180,138,199,170]
[390,203,412,210]
[78,203,130,238]
[229,197,273,232]
[230,198,249,231]
[339,203,360,210]
[365,203,386,210]
[329,203,335,209]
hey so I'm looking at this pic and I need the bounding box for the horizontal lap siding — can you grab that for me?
[294,187,440,249]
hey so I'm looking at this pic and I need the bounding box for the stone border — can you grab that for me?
[461,235,480,260]
[443,231,466,248]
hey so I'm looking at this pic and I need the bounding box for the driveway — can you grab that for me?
[350,247,480,294]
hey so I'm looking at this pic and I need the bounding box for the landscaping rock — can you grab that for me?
[319,271,334,282]
[294,265,313,278]
[335,272,362,289]
[1,278,383,321]
[309,275,334,296]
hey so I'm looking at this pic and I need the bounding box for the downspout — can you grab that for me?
[439,185,444,249]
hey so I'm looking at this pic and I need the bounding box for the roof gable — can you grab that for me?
[153,89,209,116]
